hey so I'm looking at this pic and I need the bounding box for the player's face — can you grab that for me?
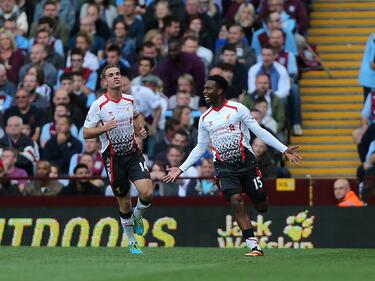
[203,80,220,104]
[104,67,121,89]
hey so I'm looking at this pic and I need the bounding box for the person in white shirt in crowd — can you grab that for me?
[248,46,290,100]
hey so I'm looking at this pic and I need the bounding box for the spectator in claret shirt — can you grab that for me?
[1,147,28,192]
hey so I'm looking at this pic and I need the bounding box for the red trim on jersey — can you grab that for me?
[212,100,238,112]
[256,167,263,178]
[99,96,110,110]
[211,145,223,161]
[239,122,245,162]
[202,108,213,121]
[224,101,238,112]
[122,97,134,104]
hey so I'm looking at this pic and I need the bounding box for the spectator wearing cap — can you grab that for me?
[359,33,375,100]
[132,57,155,86]
[333,178,364,207]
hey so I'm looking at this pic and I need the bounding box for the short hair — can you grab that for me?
[38,16,54,27]
[167,144,183,155]
[106,44,121,56]
[138,56,155,68]
[217,63,235,73]
[70,47,83,57]
[255,96,268,104]
[101,64,121,79]
[256,74,270,81]
[60,73,73,82]
[174,128,189,139]
[221,43,237,54]
[87,2,100,14]
[207,75,228,92]
[73,163,89,174]
[163,16,180,28]
[76,31,93,47]
[44,0,57,8]
[7,116,23,126]
[36,28,50,36]
[182,34,199,45]
[113,19,129,31]
[166,118,180,132]
[58,115,72,125]
[228,23,243,32]
[71,71,83,78]
[172,105,191,120]
[2,147,18,158]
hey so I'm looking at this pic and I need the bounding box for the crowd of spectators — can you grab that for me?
[0,0,313,197]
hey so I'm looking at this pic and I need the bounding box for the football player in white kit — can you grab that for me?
[83,65,153,254]
[164,75,302,256]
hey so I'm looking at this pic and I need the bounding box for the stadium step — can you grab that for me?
[301,103,362,111]
[310,11,375,19]
[302,70,358,79]
[301,87,361,94]
[288,0,370,178]
[317,44,364,53]
[301,95,362,103]
[300,79,358,87]
[311,19,375,27]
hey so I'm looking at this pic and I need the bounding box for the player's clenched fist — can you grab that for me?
[138,127,147,139]
[104,119,117,131]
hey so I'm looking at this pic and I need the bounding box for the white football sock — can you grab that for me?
[133,197,151,219]
[120,217,136,244]
[246,237,261,250]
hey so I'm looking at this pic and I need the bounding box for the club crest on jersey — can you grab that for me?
[226,113,231,120]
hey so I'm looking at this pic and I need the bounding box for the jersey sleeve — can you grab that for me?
[239,104,288,153]
[179,117,210,172]
[84,101,101,128]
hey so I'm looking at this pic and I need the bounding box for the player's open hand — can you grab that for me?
[138,127,147,139]
[284,145,302,164]
[162,167,183,183]
[104,119,117,131]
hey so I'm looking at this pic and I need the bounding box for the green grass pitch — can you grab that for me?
[0,247,374,281]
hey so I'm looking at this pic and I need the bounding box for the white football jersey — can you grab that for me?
[180,100,288,171]
[84,93,139,155]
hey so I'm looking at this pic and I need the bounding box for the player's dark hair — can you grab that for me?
[221,44,236,54]
[73,163,89,174]
[207,75,228,92]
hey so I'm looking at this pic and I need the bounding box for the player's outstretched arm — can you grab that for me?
[163,167,183,183]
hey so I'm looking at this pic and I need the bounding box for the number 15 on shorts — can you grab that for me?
[253,176,263,190]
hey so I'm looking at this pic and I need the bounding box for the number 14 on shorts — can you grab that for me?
[139,161,149,172]
[253,176,263,190]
